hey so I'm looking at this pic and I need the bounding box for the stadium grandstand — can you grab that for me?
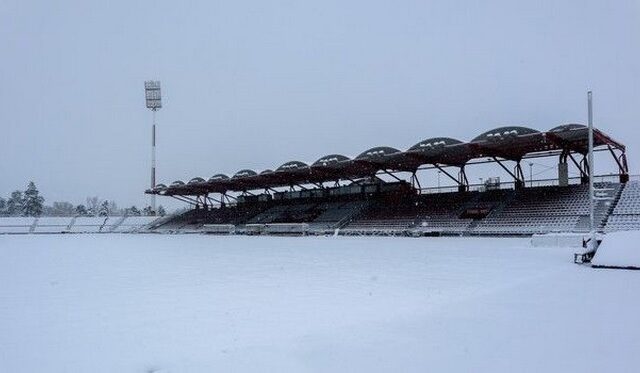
[145,123,640,236]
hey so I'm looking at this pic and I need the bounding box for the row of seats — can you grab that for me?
[0,216,158,234]
[343,191,477,234]
[473,216,581,235]
[471,183,619,234]
[605,181,640,231]
[416,216,474,233]
[606,214,640,231]
[153,200,369,233]
[343,219,414,232]
[152,181,640,236]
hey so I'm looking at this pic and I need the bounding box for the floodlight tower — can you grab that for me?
[144,81,162,213]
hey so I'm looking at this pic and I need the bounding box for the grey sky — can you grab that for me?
[1,0,639,209]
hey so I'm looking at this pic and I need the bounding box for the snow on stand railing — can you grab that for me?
[419,174,636,195]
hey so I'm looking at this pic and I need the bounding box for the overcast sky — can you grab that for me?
[1,0,638,209]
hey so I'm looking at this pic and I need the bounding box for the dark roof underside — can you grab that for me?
[149,124,625,195]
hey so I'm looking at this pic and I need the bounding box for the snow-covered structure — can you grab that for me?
[592,231,640,269]
[142,123,640,236]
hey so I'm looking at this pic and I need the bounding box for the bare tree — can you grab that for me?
[86,196,100,216]
[50,201,75,216]
[108,200,120,216]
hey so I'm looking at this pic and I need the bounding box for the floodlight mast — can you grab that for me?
[144,81,162,214]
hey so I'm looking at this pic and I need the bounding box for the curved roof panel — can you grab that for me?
[408,137,464,152]
[472,126,540,143]
[355,146,401,161]
[153,183,167,190]
[549,123,586,132]
[276,160,309,172]
[188,177,205,184]
[233,169,258,178]
[208,174,229,182]
[312,154,351,167]
[260,169,274,175]
[171,180,185,186]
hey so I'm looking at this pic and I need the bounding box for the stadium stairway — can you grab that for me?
[599,182,625,230]
[98,216,110,232]
[572,183,621,232]
[108,215,128,232]
[29,218,38,233]
[67,216,76,231]
[331,202,372,231]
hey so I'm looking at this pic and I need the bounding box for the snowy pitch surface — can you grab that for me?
[0,235,638,372]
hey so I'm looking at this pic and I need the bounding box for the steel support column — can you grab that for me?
[492,157,525,189]
[382,170,404,182]
[410,172,422,190]
[580,155,590,184]
[171,195,198,206]
[514,162,525,189]
[608,145,629,183]
[458,166,469,192]
[567,153,589,184]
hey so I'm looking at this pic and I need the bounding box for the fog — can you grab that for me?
[1,0,638,210]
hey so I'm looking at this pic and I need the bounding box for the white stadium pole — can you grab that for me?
[151,109,157,212]
[145,81,162,214]
[588,90,595,250]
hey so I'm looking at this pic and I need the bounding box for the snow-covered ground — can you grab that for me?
[592,230,640,269]
[0,235,638,372]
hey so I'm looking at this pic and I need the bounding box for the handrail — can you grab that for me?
[177,174,639,210]
[419,174,639,195]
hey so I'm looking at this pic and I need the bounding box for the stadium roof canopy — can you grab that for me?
[148,124,626,196]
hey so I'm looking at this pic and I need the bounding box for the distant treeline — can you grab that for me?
[0,182,165,217]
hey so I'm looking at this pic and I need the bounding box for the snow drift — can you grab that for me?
[592,230,640,269]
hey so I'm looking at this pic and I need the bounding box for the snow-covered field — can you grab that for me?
[0,235,638,372]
